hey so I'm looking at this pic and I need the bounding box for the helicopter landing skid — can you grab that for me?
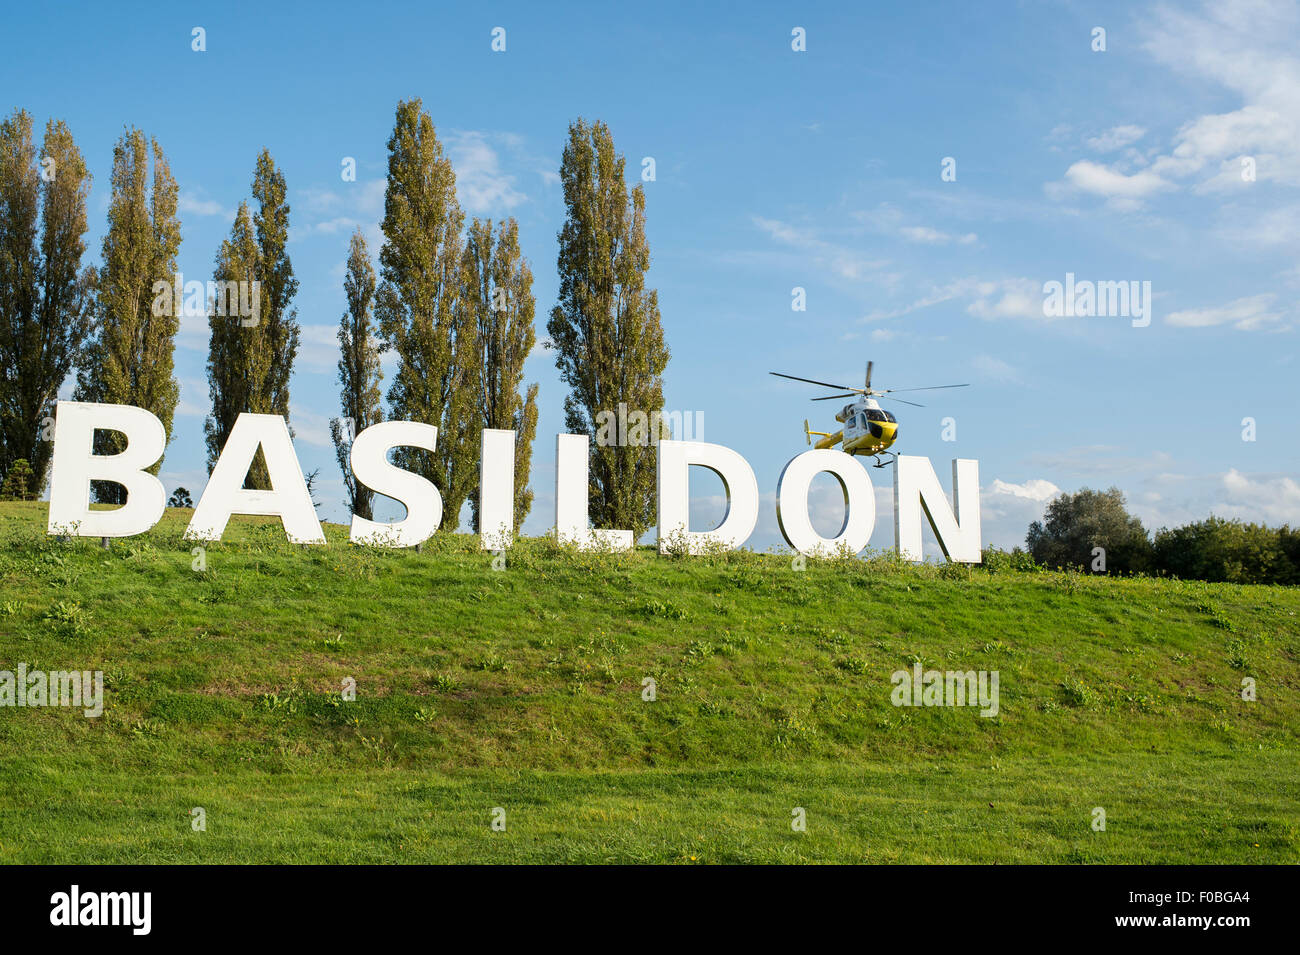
[870,452,896,469]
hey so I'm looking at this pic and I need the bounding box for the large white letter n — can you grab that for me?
[893,456,981,563]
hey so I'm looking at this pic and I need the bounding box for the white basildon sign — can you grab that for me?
[45,401,982,562]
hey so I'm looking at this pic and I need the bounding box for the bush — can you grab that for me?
[0,458,37,501]
[1278,526,1300,585]
[1026,486,1152,574]
[1019,486,1300,585]
[981,546,1041,573]
[1153,517,1291,585]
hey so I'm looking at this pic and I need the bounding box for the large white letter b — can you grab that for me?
[46,401,167,538]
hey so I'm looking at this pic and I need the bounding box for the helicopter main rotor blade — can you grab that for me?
[811,392,859,400]
[864,360,874,390]
[877,383,970,393]
[770,371,863,393]
[878,395,925,407]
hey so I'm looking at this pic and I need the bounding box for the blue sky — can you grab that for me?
[4,0,1298,551]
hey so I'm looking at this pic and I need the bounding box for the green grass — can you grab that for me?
[1,500,1297,863]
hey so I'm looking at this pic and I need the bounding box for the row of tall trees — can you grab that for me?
[0,109,182,503]
[331,231,382,522]
[549,118,669,535]
[76,130,182,503]
[328,99,543,530]
[1,108,301,501]
[369,99,484,529]
[0,109,311,500]
[329,100,668,536]
[0,109,95,493]
[466,216,539,530]
[204,150,301,488]
[1,102,672,539]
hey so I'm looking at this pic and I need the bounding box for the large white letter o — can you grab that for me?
[776,449,875,556]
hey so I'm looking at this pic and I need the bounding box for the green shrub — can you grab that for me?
[1154,517,1290,585]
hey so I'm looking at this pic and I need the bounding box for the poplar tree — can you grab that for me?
[75,128,181,504]
[465,217,539,531]
[330,229,383,521]
[547,119,670,536]
[203,202,257,472]
[203,149,300,487]
[0,109,95,493]
[375,99,479,531]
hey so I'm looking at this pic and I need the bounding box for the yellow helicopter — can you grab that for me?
[770,362,969,467]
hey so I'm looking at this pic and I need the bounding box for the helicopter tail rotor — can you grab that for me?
[803,419,812,446]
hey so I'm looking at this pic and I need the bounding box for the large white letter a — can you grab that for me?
[187,413,325,543]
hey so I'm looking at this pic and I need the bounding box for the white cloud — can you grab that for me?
[176,308,208,353]
[1216,469,1300,525]
[647,467,1300,557]
[178,192,231,219]
[530,335,554,360]
[297,180,386,264]
[1053,1,1300,205]
[980,465,1300,552]
[971,354,1019,383]
[966,278,1045,320]
[1086,125,1147,152]
[980,477,1061,549]
[988,478,1060,503]
[1046,123,1074,146]
[856,203,978,248]
[750,215,890,281]
[754,205,974,285]
[980,466,1300,551]
[1060,160,1172,200]
[860,281,973,322]
[302,179,385,218]
[311,216,366,236]
[862,275,1070,328]
[1165,293,1283,330]
[175,377,209,418]
[1132,468,1300,530]
[753,216,816,246]
[446,131,526,213]
[1143,2,1300,188]
[1025,445,1173,476]
[289,403,333,448]
[1219,200,1300,245]
[158,466,209,501]
[296,323,342,371]
[899,225,978,245]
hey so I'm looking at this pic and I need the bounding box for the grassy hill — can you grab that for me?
[0,499,1296,863]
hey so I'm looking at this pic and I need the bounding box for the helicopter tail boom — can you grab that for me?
[803,418,841,450]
